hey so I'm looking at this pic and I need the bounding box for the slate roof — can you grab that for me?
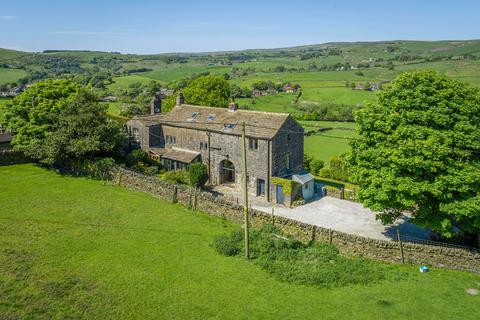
[162,147,200,164]
[292,173,314,185]
[132,104,300,139]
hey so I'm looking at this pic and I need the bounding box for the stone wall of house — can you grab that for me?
[112,167,480,273]
[125,119,150,149]
[271,116,304,177]
[161,124,273,201]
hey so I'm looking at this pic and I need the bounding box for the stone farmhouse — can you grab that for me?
[125,93,312,205]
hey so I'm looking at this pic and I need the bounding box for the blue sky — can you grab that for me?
[1,0,479,54]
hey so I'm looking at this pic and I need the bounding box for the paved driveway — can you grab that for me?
[252,196,430,241]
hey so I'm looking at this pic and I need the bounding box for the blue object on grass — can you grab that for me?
[419,266,429,273]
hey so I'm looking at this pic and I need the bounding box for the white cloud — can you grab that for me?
[0,16,16,20]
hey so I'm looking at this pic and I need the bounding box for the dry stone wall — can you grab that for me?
[0,150,32,166]
[1,150,477,273]
[112,167,480,273]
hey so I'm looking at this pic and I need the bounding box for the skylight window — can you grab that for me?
[207,114,216,121]
[191,112,199,118]
[224,124,236,130]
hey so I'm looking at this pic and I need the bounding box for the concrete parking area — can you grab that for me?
[211,185,430,241]
[252,196,430,241]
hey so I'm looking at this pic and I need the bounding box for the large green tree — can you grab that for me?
[34,90,126,164]
[348,70,480,242]
[0,79,81,155]
[182,76,231,107]
[0,79,126,164]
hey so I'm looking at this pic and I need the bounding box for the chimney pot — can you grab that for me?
[150,91,162,115]
[228,101,238,112]
[176,92,185,106]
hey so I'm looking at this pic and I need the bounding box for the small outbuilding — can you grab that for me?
[292,173,315,201]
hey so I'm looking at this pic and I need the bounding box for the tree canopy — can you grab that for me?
[34,90,126,164]
[188,162,209,187]
[182,76,231,107]
[0,79,81,154]
[348,70,480,241]
[0,79,126,164]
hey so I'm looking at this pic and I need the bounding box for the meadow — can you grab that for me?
[0,164,479,319]
[0,68,27,85]
[304,128,357,164]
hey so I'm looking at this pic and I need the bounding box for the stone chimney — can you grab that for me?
[150,91,162,115]
[228,101,238,112]
[176,92,185,106]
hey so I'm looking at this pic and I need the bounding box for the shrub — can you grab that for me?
[188,162,209,187]
[163,170,189,185]
[329,156,349,182]
[93,157,116,179]
[125,149,161,174]
[318,167,331,178]
[143,165,159,176]
[67,157,115,180]
[310,159,325,175]
[303,153,313,171]
[213,230,243,256]
[126,149,149,167]
[212,225,402,288]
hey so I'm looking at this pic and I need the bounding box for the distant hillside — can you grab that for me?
[2,39,480,60]
[0,48,31,62]
[1,39,480,105]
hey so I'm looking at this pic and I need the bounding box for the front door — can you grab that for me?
[276,185,284,204]
[257,179,265,196]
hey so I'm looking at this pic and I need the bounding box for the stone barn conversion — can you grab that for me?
[126,93,306,204]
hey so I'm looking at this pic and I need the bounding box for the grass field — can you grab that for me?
[304,128,358,164]
[107,74,159,91]
[236,93,299,113]
[0,68,27,85]
[0,164,479,319]
[299,120,356,130]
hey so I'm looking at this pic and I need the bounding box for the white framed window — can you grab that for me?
[132,128,139,142]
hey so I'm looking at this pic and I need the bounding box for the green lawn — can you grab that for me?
[1,164,479,319]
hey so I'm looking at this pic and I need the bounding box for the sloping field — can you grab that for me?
[1,164,479,319]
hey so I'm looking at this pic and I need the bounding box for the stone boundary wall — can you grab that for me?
[112,167,480,273]
[0,150,32,166]
[1,151,477,273]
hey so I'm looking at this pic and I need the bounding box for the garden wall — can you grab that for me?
[0,150,32,166]
[112,167,480,273]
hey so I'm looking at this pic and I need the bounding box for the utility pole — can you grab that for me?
[241,122,250,259]
[206,128,211,184]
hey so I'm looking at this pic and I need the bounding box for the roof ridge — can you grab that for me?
[179,104,290,117]
[171,146,200,154]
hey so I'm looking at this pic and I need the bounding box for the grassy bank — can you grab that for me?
[0,164,479,319]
